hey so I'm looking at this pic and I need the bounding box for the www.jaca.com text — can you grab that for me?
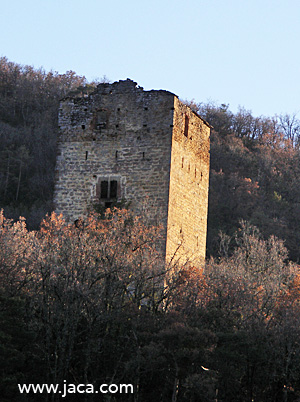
[18,381,134,397]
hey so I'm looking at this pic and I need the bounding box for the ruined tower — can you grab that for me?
[54,79,210,265]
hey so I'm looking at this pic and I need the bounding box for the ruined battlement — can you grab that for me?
[54,79,210,265]
[96,78,142,94]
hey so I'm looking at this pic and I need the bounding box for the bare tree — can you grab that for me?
[278,113,300,146]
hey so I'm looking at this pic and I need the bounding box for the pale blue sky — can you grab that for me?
[1,0,300,117]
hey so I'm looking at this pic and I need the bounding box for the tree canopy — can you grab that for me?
[1,210,300,401]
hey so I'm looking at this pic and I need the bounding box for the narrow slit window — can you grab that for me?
[184,114,189,137]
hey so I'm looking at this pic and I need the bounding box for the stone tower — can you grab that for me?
[54,79,210,265]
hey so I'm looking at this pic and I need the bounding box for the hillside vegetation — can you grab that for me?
[0,57,90,227]
[1,210,300,401]
[2,58,300,401]
[1,58,300,261]
[195,101,300,262]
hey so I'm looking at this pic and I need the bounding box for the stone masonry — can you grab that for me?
[54,79,210,265]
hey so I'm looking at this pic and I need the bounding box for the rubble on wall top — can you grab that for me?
[60,78,178,102]
[95,78,176,97]
[61,79,210,129]
[96,78,140,93]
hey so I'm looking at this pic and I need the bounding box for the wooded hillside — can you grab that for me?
[1,57,300,262]
[196,102,300,262]
[0,57,91,228]
[2,58,300,401]
[2,210,300,401]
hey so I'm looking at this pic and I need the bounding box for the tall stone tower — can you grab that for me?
[54,79,210,265]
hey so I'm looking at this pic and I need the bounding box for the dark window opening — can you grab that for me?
[99,179,118,200]
[100,181,109,199]
[143,124,147,127]
[82,124,85,129]
[110,180,118,198]
[115,150,118,159]
[85,151,88,160]
[116,124,119,128]
[105,201,112,208]
[184,114,189,137]
[142,152,145,159]
[182,157,184,168]
[144,107,148,111]
[117,108,120,111]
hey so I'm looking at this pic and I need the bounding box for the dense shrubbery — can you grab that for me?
[1,210,300,401]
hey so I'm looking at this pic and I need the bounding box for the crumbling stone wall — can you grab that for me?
[54,79,210,264]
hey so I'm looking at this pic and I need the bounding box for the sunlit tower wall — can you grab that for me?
[166,97,210,266]
[54,79,210,265]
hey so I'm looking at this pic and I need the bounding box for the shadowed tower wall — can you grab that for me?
[54,79,210,264]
